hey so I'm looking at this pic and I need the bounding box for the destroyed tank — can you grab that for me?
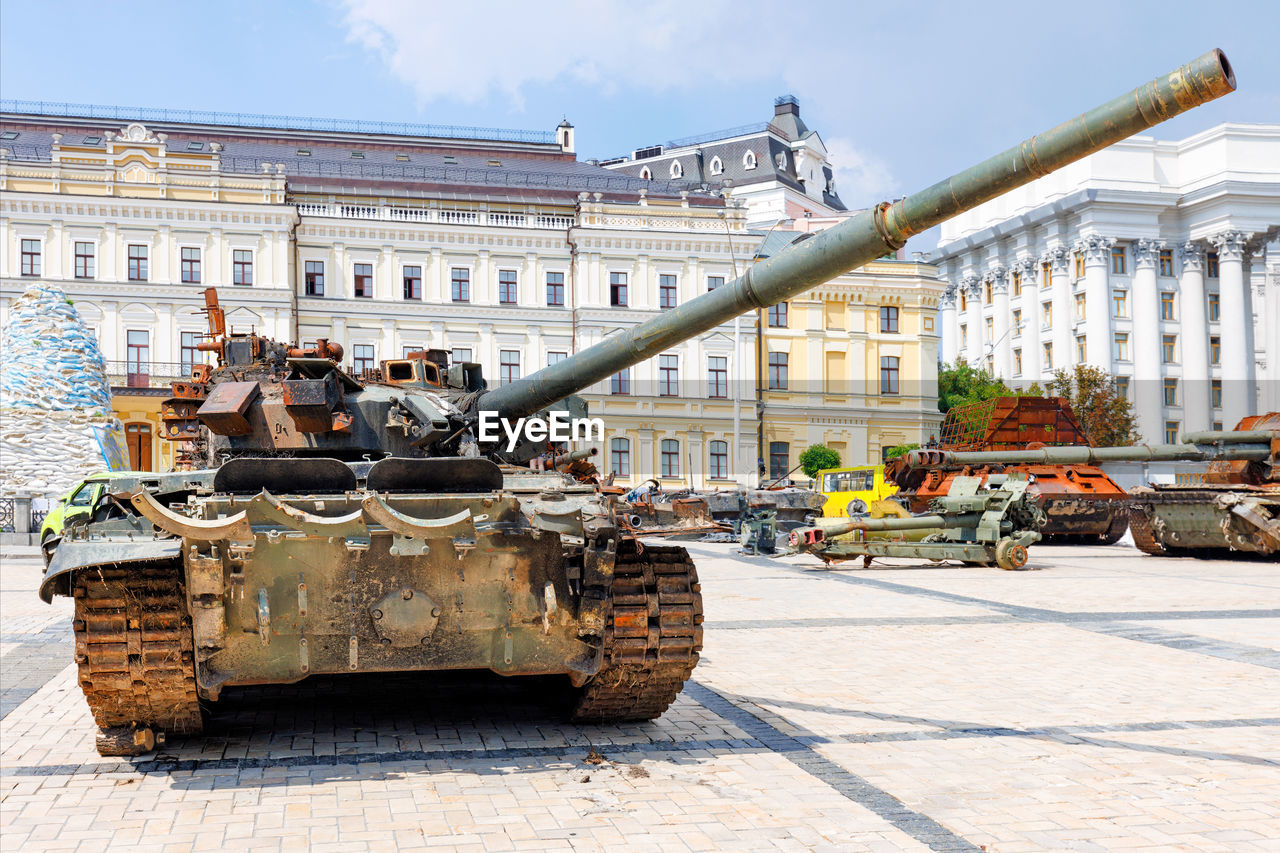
[39,48,1237,755]
[886,397,1131,544]
[902,412,1279,559]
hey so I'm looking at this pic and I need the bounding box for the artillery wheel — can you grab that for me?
[995,540,1029,571]
[73,561,203,754]
[571,541,703,723]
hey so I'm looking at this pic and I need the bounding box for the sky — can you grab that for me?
[2,0,1276,251]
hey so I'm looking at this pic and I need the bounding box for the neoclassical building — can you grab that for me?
[1,102,942,484]
[931,123,1280,442]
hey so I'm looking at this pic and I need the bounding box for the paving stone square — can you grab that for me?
[2,540,1278,851]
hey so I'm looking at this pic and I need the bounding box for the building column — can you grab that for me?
[938,284,958,364]
[962,273,982,366]
[1046,247,1071,374]
[1131,239,1165,440]
[990,266,1011,379]
[1263,239,1280,414]
[1212,231,1254,422]
[1017,258,1041,382]
[1077,234,1114,372]
[1177,241,1211,433]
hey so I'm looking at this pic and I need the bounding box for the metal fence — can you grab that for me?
[0,498,13,533]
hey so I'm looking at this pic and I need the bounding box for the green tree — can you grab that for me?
[937,359,1040,413]
[1047,365,1141,445]
[799,444,841,478]
[884,443,919,461]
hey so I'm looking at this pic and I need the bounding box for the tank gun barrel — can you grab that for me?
[904,442,1271,470]
[553,447,598,467]
[478,50,1235,421]
[1182,429,1276,445]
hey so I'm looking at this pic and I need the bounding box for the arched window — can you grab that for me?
[775,151,788,170]
[709,156,723,176]
[669,159,683,179]
[743,150,757,170]
[639,166,652,180]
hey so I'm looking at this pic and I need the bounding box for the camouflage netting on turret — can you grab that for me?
[0,282,123,497]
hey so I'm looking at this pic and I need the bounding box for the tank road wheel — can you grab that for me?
[73,561,203,755]
[1096,514,1129,546]
[995,540,1029,571]
[1127,506,1169,556]
[571,542,703,723]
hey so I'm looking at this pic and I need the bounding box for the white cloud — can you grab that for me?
[340,0,776,109]
[823,136,900,210]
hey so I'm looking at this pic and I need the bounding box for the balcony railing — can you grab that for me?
[296,203,574,230]
[104,360,192,389]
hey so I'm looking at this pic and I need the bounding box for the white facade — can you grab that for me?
[931,123,1280,441]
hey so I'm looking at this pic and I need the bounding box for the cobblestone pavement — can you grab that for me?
[2,540,1278,852]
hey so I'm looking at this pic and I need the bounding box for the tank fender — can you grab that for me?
[124,488,254,544]
[248,491,367,538]
[39,538,183,603]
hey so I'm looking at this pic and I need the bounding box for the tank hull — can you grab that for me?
[1129,486,1280,557]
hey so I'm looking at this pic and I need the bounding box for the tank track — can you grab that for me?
[73,562,203,745]
[1127,506,1168,556]
[571,541,703,722]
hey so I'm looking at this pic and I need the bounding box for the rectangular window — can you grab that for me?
[1163,378,1178,407]
[20,239,41,276]
[1211,379,1223,409]
[768,302,788,328]
[1111,246,1126,275]
[768,353,788,390]
[1041,261,1052,287]
[1074,252,1084,278]
[546,351,567,366]
[611,438,631,477]
[128,244,148,282]
[1207,252,1219,278]
[452,268,471,302]
[708,440,729,480]
[497,269,517,304]
[1161,334,1177,364]
[1012,271,1022,296]
[610,272,627,307]
[304,260,324,296]
[661,439,680,478]
[353,344,376,374]
[1158,249,1174,277]
[769,442,790,481]
[960,291,967,311]
[1112,289,1127,317]
[960,325,968,348]
[126,330,150,387]
[1210,336,1220,365]
[1160,291,1175,320]
[232,249,253,286]
[451,347,472,364]
[985,317,993,340]
[546,271,564,306]
[403,265,422,300]
[1115,376,1130,401]
[500,350,520,384]
[1114,333,1129,362]
[706,275,724,291]
[1075,293,1086,321]
[659,354,679,397]
[659,274,677,310]
[879,306,899,333]
[1012,309,1022,336]
[181,247,201,284]
[180,331,201,374]
[1076,336,1087,364]
[707,356,728,399]
[1208,293,1220,322]
[880,356,900,395]
[986,355,994,374]
[1042,303,1052,328]
[1013,348,1023,376]
[353,263,373,298]
[1043,342,1053,369]
[984,281,992,304]
[611,368,631,395]
[1164,421,1179,444]
[74,242,95,279]
[403,345,422,358]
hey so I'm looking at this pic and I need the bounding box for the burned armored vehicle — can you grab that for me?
[39,49,1236,755]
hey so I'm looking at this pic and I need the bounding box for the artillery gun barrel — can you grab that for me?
[814,515,947,537]
[904,442,1272,470]
[553,447,598,466]
[479,50,1235,421]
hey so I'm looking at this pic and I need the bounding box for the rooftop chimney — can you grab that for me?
[774,95,800,117]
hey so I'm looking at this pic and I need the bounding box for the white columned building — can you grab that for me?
[932,123,1280,442]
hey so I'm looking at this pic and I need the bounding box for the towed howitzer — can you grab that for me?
[39,50,1237,755]
[789,474,1045,570]
[901,413,1280,558]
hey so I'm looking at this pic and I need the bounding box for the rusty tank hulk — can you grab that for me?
[39,49,1237,755]
[901,413,1279,559]
[886,397,1131,544]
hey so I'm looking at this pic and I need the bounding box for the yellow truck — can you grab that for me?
[817,465,898,517]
